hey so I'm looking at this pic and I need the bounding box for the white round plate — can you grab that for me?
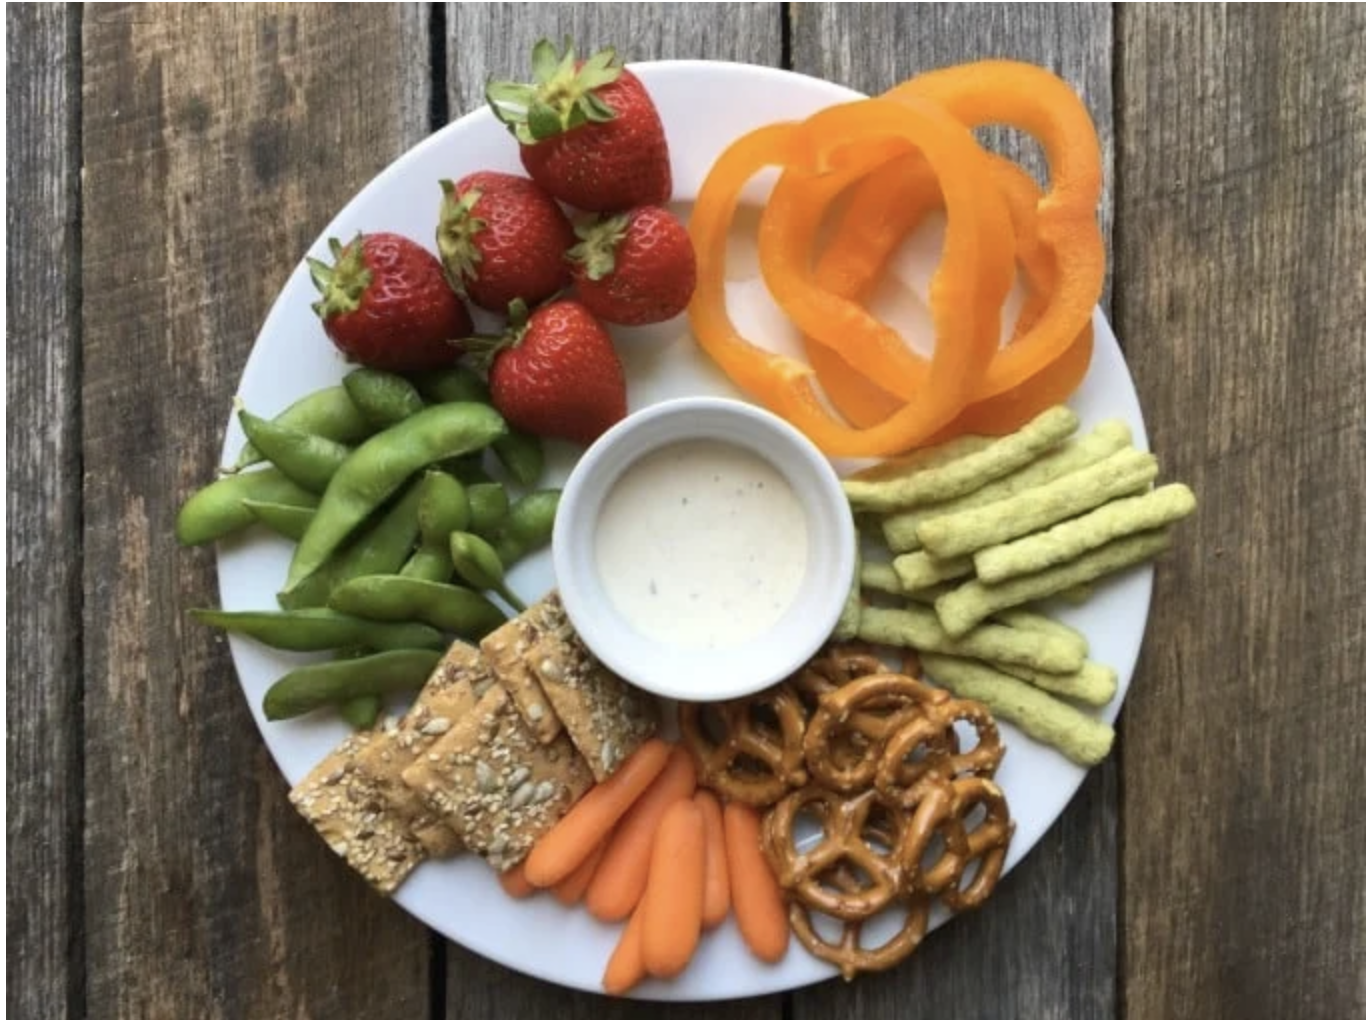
[216,61,1151,1001]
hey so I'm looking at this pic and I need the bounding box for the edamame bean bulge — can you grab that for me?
[327,576,507,640]
[176,468,319,546]
[449,532,527,613]
[262,649,442,721]
[343,369,426,427]
[467,483,509,539]
[407,365,490,405]
[242,500,316,541]
[493,489,561,566]
[232,385,370,471]
[284,402,506,589]
[492,431,545,488]
[238,409,353,494]
[400,471,470,583]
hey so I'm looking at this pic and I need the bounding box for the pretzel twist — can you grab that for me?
[678,686,808,806]
[803,674,952,792]
[763,787,909,920]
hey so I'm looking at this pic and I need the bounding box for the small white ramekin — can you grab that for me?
[551,396,855,703]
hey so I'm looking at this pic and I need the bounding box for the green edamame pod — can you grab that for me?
[467,483,510,539]
[408,365,491,405]
[262,649,441,721]
[401,471,470,583]
[242,500,315,541]
[189,608,446,652]
[449,532,527,613]
[232,385,370,471]
[278,479,425,610]
[331,648,381,730]
[176,468,320,546]
[442,454,496,487]
[284,403,506,590]
[343,369,426,427]
[339,695,382,730]
[493,488,562,566]
[238,409,353,494]
[492,430,545,488]
[328,576,507,640]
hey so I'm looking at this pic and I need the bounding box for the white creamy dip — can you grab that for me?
[594,439,810,651]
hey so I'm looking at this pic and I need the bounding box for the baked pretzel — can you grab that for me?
[875,698,1004,808]
[938,776,1014,913]
[678,686,808,807]
[789,883,932,982]
[763,787,907,920]
[803,673,951,792]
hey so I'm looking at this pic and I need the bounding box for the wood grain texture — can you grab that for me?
[7,6,84,1019]
[80,6,433,1018]
[442,5,784,1016]
[1115,7,1365,1019]
[790,5,1118,1018]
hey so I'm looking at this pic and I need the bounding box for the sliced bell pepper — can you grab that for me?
[688,98,1012,456]
[885,60,1105,399]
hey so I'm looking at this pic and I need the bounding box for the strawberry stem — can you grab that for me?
[436,180,486,296]
[308,234,371,319]
[567,213,630,282]
[486,38,622,145]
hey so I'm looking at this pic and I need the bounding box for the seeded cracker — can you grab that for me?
[288,732,425,895]
[400,684,593,872]
[524,592,659,781]
[481,616,563,744]
[353,641,495,857]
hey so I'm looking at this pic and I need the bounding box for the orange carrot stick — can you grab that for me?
[695,790,731,929]
[641,799,706,979]
[552,839,606,906]
[524,738,672,888]
[585,746,697,922]
[722,801,790,963]
[498,861,538,899]
[602,901,648,996]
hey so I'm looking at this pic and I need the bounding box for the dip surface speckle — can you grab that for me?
[594,439,809,650]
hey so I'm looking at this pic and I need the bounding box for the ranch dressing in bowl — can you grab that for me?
[553,396,854,703]
[594,440,809,650]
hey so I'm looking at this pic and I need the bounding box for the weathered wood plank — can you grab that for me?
[442,4,785,1015]
[790,5,1118,1018]
[80,6,434,1018]
[6,6,84,1020]
[1115,7,1365,1019]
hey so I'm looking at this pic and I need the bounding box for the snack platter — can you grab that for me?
[184,55,1194,1000]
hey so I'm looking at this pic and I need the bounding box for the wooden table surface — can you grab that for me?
[8,4,1365,1019]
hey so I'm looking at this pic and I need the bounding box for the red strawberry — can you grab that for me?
[479,299,627,446]
[486,40,671,212]
[309,232,471,371]
[436,171,575,313]
[568,206,697,325]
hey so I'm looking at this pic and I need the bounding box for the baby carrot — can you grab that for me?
[552,840,606,907]
[585,746,697,922]
[695,790,731,929]
[641,799,707,979]
[602,901,648,996]
[498,861,538,899]
[524,738,672,888]
[723,801,790,963]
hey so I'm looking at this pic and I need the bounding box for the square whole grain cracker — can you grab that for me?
[524,592,659,781]
[480,615,563,744]
[353,641,495,858]
[400,684,593,872]
[288,732,425,895]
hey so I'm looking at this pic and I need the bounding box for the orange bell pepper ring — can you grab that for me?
[688,97,1015,457]
[885,60,1105,399]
